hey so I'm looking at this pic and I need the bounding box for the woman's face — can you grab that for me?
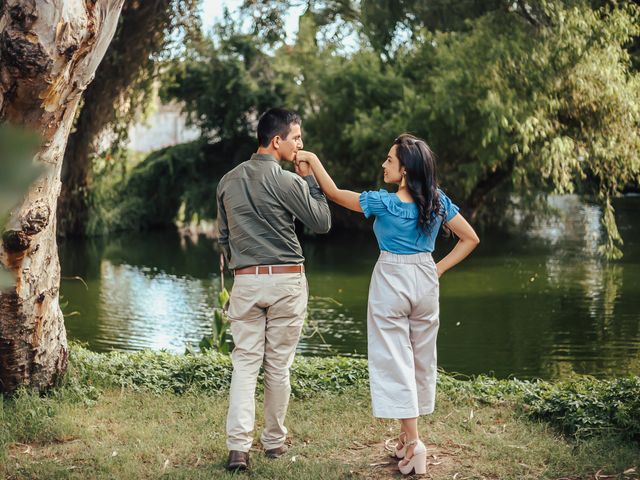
[382,145,404,184]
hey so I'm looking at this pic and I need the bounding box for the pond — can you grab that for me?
[59,195,640,380]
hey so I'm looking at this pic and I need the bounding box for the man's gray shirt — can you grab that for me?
[217,153,331,270]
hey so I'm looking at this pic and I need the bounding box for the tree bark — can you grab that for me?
[0,0,124,394]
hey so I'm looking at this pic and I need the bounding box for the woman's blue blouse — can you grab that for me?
[359,188,459,254]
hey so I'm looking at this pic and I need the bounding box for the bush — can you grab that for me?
[68,346,234,395]
[522,376,640,440]
[87,138,254,235]
[67,344,369,398]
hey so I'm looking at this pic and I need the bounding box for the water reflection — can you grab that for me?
[528,196,638,379]
[59,195,640,380]
[97,262,215,351]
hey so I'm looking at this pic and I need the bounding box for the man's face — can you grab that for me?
[276,123,303,162]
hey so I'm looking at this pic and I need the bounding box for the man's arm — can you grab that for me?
[283,168,332,233]
[216,183,231,265]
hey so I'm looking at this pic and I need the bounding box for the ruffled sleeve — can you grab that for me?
[359,190,387,218]
[438,188,460,222]
[360,189,419,219]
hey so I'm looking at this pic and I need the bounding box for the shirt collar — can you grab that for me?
[250,153,278,163]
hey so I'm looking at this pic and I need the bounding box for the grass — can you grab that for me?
[0,347,638,479]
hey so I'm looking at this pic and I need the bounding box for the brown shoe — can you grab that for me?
[226,450,249,471]
[264,444,288,459]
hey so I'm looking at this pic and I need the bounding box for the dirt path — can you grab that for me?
[339,440,471,479]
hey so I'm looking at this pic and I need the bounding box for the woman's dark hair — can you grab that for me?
[257,108,301,147]
[393,133,443,233]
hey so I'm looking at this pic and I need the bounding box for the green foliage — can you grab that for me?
[360,0,506,54]
[289,356,369,397]
[66,343,369,399]
[160,12,288,140]
[156,0,640,257]
[3,343,638,448]
[352,2,640,255]
[104,0,203,155]
[68,345,235,395]
[0,389,61,447]
[196,287,232,354]
[0,124,42,210]
[523,376,640,439]
[439,373,640,440]
[87,139,252,235]
[58,0,204,237]
[437,373,541,403]
[61,344,640,440]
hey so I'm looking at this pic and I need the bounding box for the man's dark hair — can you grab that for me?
[257,108,301,147]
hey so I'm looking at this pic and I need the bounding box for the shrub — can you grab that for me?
[522,376,640,440]
[66,344,369,398]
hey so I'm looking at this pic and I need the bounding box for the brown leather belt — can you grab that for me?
[234,265,305,275]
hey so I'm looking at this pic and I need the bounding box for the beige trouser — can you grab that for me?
[225,270,307,452]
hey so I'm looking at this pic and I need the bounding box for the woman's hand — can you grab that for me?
[294,157,312,176]
[294,151,317,176]
[295,150,319,168]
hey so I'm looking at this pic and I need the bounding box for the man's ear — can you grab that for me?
[272,135,281,150]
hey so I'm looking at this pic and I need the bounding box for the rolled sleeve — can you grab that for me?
[302,175,324,199]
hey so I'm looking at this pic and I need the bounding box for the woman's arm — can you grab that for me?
[436,213,480,277]
[296,151,363,213]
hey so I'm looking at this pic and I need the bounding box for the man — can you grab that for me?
[217,108,331,471]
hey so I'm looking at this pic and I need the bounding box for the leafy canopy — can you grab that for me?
[159,0,639,257]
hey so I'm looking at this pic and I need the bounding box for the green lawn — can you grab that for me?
[1,347,638,479]
[1,385,638,479]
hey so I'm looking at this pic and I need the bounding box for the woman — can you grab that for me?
[296,134,479,475]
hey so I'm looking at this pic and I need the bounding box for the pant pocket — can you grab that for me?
[228,282,263,321]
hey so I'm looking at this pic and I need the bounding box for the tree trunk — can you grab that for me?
[0,0,124,394]
[57,0,179,237]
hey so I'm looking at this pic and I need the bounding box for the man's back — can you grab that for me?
[217,153,330,270]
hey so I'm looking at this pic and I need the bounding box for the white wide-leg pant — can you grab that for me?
[367,251,440,419]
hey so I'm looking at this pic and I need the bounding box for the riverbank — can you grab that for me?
[1,346,638,479]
